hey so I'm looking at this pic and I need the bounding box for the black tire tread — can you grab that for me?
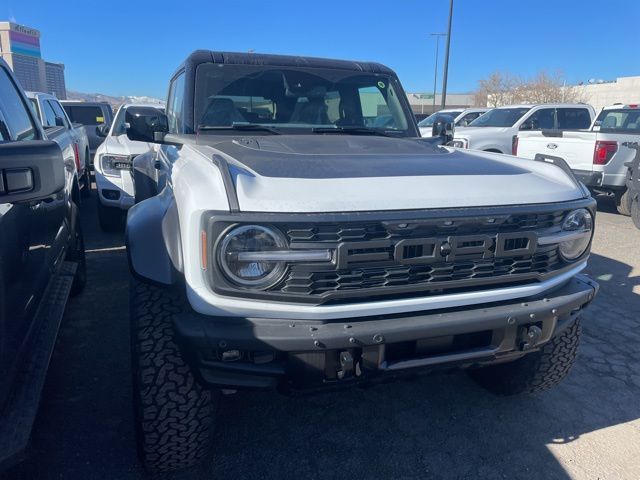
[631,199,640,230]
[130,279,214,472]
[470,317,582,395]
[616,189,631,216]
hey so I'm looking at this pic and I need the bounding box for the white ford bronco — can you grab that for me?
[124,50,599,472]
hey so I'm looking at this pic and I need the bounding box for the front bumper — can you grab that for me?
[95,171,135,210]
[174,274,598,392]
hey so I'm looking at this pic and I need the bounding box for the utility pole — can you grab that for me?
[441,0,454,109]
[430,33,446,114]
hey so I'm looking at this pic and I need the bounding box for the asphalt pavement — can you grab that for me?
[2,191,639,480]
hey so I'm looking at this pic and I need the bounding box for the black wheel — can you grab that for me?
[97,200,122,232]
[130,278,216,472]
[469,317,582,395]
[81,167,91,198]
[631,199,640,230]
[66,202,86,296]
[616,189,631,216]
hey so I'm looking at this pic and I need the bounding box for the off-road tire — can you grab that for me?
[631,199,640,230]
[81,167,91,198]
[97,201,122,232]
[469,316,582,395]
[130,278,215,472]
[66,202,86,296]
[616,189,631,216]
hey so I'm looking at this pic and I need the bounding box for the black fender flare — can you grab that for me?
[126,185,183,285]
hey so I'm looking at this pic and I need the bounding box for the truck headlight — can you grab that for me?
[558,209,593,261]
[451,139,467,149]
[217,225,289,289]
[100,154,131,177]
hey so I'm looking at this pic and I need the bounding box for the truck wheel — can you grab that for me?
[469,317,582,395]
[81,167,91,198]
[616,190,631,216]
[631,199,640,230]
[67,203,87,296]
[130,278,216,472]
[97,201,122,232]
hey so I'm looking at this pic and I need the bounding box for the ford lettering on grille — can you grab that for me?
[335,232,537,269]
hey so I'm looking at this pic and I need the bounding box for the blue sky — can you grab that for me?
[4,0,639,99]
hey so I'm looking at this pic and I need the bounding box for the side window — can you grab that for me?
[456,112,481,127]
[41,100,58,128]
[0,66,37,141]
[557,108,591,129]
[523,108,555,130]
[359,86,393,127]
[167,72,185,133]
[49,100,70,128]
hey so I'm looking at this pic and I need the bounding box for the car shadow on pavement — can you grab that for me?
[3,193,640,480]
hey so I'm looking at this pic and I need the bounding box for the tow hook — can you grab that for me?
[519,325,542,351]
[337,351,361,380]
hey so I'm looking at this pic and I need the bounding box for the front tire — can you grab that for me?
[469,317,582,395]
[67,202,86,296]
[81,167,91,198]
[130,279,216,472]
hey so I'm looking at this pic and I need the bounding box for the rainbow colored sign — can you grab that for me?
[9,30,41,58]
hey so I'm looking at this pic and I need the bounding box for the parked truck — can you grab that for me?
[516,104,640,215]
[123,50,598,472]
[0,58,86,467]
[452,104,595,154]
[27,92,91,198]
[61,101,114,164]
[93,103,165,231]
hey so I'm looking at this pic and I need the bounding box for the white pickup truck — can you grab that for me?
[27,92,91,198]
[516,104,640,215]
[452,104,595,154]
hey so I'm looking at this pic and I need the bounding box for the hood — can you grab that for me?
[103,134,154,156]
[454,126,512,139]
[197,135,584,213]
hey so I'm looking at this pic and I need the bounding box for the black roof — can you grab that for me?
[171,50,397,80]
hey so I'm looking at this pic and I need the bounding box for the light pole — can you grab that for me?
[430,33,447,114]
[441,0,454,109]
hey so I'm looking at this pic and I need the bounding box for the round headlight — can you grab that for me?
[217,225,287,289]
[558,209,593,261]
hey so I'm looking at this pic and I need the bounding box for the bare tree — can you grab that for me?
[474,71,523,107]
[474,70,585,107]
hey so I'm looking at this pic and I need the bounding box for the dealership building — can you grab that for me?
[0,21,67,99]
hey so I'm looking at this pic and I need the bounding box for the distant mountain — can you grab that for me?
[66,90,165,110]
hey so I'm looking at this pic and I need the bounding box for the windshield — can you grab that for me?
[469,107,531,127]
[64,105,106,125]
[418,111,462,127]
[194,64,413,136]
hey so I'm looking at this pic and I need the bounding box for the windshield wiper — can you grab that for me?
[198,123,282,134]
[311,126,403,137]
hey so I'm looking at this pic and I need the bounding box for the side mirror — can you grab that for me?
[55,116,65,127]
[0,140,65,203]
[125,107,169,143]
[96,124,109,137]
[519,121,534,131]
[432,115,455,144]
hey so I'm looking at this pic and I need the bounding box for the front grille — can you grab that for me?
[285,211,566,244]
[282,244,559,296]
[268,210,569,301]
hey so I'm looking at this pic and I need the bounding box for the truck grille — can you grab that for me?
[281,244,559,296]
[269,209,569,302]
